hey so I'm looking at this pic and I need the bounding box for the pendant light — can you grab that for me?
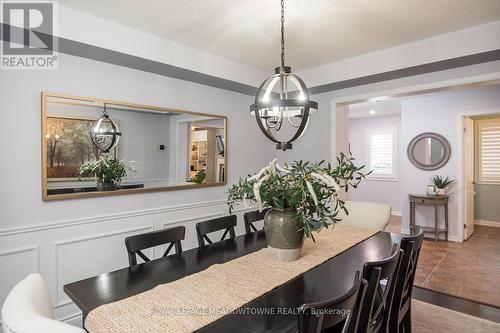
[90,103,121,153]
[250,0,318,151]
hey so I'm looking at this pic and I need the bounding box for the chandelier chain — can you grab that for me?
[280,0,285,68]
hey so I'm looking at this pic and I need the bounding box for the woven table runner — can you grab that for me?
[85,225,377,333]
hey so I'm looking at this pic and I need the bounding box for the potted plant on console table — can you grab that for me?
[430,175,454,195]
[227,154,369,262]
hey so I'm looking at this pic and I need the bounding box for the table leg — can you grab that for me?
[445,203,449,241]
[434,205,439,242]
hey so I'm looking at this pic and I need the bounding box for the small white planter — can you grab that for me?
[436,188,446,195]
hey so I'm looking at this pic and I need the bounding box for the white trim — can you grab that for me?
[0,246,40,328]
[392,211,402,217]
[53,225,154,307]
[476,118,500,183]
[365,127,399,181]
[0,199,227,237]
[474,181,500,186]
[475,220,500,227]
[161,213,224,229]
[59,312,83,327]
[365,177,399,182]
[0,245,40,272]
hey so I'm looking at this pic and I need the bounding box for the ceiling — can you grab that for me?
[60,0,500,71]
[349,99,401,119]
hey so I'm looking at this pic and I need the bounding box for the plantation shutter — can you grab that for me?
[477,119,500,183]
[366,128,397,179]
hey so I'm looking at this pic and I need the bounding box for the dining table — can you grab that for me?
[64,229,403,332]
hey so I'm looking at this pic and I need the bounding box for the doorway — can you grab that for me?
[462,114,500,240]
[335,83,500,306]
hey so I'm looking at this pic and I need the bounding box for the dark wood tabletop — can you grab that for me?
[64,230,403,332]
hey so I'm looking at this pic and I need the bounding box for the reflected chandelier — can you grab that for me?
[90,103,121,153]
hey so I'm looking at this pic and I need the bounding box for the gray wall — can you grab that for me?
[0,52,276,229]
[348,113,404,214]
[0,51,277,327]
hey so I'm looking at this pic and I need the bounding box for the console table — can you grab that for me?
[409,193,449,241]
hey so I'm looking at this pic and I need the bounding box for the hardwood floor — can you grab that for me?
[386,215,500,308]
[412,298,500,332]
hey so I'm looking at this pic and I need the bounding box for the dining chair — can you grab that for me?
[357,244,402,333]
[125,226,185,267]
[388,229,424,333]
[243,208,270,234]
[2,273,86,333]
[298,271,367,333]
[196,215,236,247]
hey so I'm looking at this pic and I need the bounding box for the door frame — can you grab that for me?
[330,74,500,242]
[457,112,500,241]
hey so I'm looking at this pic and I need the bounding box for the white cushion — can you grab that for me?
[2,273,85,333]
[337,200,392,232]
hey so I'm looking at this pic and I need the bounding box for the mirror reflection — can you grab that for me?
[43,93,227,200]
[412,137,446,166]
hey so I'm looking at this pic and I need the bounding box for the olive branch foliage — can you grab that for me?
[227,153,370,241]
[79,154,135,184]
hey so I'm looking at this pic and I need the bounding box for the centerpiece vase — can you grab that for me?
[264,207,304,262]
[97,180,118,192]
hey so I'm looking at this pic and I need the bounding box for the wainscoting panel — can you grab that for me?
[0,246,40,327]
[0,200,255,330]
[54,225,154,307]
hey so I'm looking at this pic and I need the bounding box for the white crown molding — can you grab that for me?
[0,199,227,237]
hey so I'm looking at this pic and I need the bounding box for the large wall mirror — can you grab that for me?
[407,132,451,171]
[42,92,227,200]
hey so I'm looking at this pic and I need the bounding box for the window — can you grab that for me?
[477,119,500,184]
[365,127,398,180]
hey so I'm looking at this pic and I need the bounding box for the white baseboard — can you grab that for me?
[59,312,83,328]
[475,220,500,227]
[392,211,402,217]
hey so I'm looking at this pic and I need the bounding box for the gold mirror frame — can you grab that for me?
[41,92,228,201]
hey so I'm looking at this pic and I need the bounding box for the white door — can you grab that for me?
[464,117,475,240]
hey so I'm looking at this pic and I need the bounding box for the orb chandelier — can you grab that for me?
[250,0,318,151]
[90,103,121,153]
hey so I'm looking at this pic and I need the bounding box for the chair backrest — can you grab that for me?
[196,215,237,247]
[388,229,425,332]
[125,226,185,267]
[2,273,86,333]
[358,244,402,333]
[298,271,367,333]
[337,201,392,232]
[243,208,270,234]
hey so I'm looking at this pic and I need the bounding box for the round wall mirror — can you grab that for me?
[407,132,451,170]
